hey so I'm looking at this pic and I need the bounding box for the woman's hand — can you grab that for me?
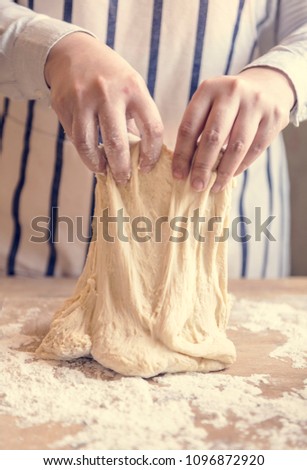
[44,32,163,181]
[172,67,295,192]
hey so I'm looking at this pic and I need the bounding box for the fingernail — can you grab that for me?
[116,172,131,184]
[173,168,184,179]
[192,177,204,191]
[211,183,222,193]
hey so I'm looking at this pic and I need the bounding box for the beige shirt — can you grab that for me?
[1,0,307,277]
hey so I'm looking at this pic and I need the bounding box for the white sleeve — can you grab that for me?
[242,0,307,126]
[0,0,94,100]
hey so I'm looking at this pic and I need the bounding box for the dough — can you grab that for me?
[37,140,236,377]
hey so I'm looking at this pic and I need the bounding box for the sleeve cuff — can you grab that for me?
[12,15,96,100]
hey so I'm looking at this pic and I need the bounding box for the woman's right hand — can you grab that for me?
[44,32,163,182]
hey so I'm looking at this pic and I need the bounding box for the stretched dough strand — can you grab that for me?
[37,142,236,377]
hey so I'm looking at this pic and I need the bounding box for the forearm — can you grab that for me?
[242,0,307,126]
[0,0,93,100]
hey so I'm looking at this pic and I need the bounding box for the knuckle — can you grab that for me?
[172,152,189,174]
[131,72,146,88]
[71,83,87,101]
[273,106,283,121]
[231,139,245,154]
[74,141,100,169]
[252,143,263,154]
[96,76,108,98]
[141,155,157,168]
[203,129,221,147]
[179,120,195,138]
[141,150,159,166]
[126,72,146,96]
[105,134,126,154]
[198,79,210,93]
[173,150,188,164]
[74,137,91,154]
[252,90,262,105]
[143,120,164,139]
[228,76,242,94]
[193,161,212,173]
[113,169,130,182]
[273,106,289,127]
[217,168,233,181]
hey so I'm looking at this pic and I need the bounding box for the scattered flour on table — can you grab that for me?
[231,298,307,368]
[0,297,306,450]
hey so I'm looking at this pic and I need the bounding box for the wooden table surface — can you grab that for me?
[0,276,306,450]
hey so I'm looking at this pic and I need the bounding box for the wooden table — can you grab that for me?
[0,277,306,450]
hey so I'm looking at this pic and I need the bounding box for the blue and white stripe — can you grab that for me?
[0,0,292,277]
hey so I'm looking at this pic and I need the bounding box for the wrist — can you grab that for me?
[44,32,96,88]
[239,66,296,112]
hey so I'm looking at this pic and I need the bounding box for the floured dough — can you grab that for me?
[37,140,236,377]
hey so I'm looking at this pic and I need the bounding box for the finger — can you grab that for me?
[99,105,131,183]
[211,106,261,192]
[71,112,107,173]
[172,87,212,180]
[50,89,74,136]
[190,99,240,191]
[131,94,163,173]
[234,115,279,176]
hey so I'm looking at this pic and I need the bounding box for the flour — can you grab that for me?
[231,299,307,368]
[37,142,235,377]
[0,296,306,450]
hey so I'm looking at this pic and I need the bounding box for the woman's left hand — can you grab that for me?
[172,67,295,192]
